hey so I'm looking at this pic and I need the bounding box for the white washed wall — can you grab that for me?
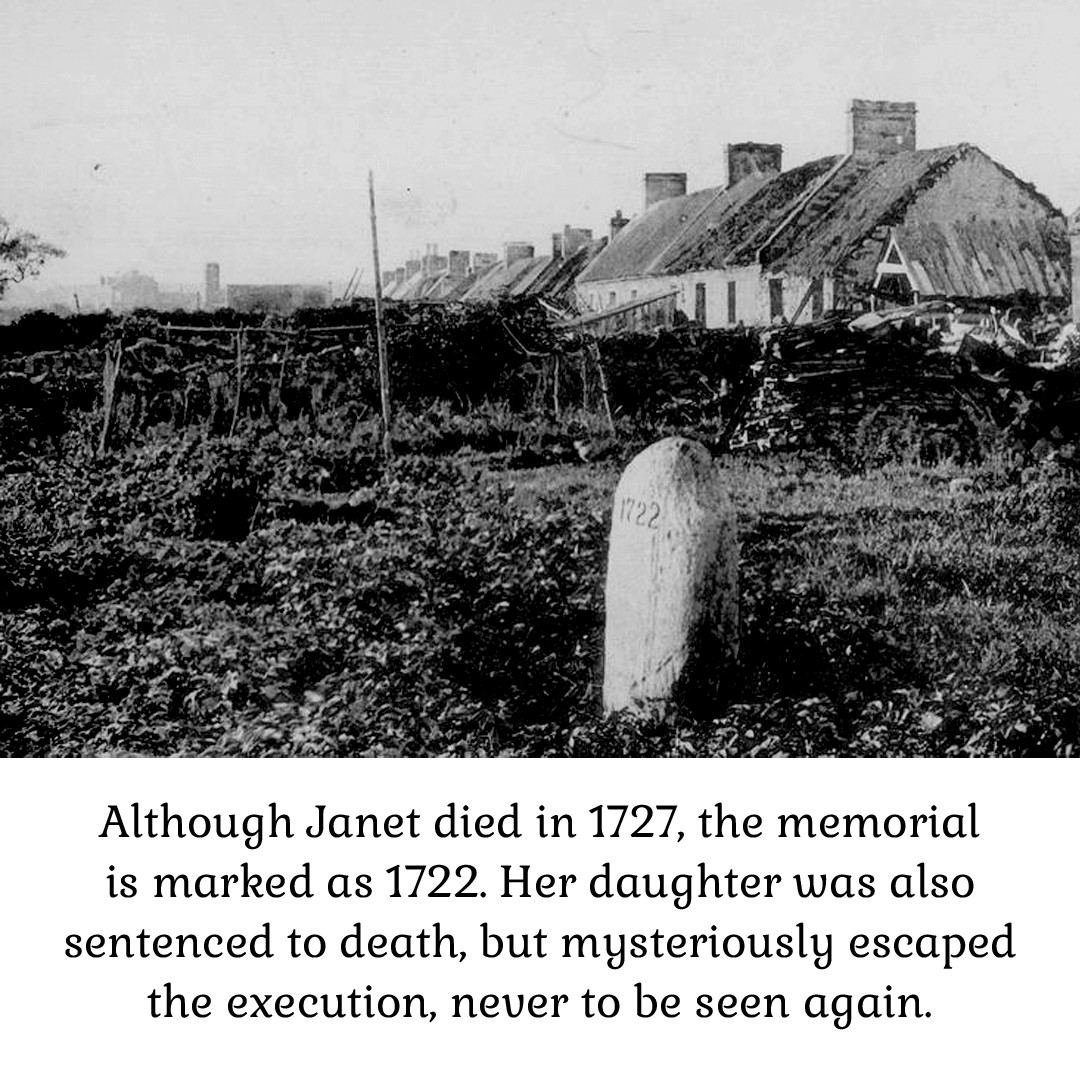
[577,269,834,328]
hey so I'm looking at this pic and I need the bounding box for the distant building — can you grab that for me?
[107,270,160,311]
[578,100,1070,326]
[204,263,223,309]
[106,270,198,312]
[225,283,330,314]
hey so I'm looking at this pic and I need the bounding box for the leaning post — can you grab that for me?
[368,169,393,462]
[603,436,738,718]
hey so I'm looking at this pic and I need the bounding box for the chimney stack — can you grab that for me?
[552,232,564,260]
[422,243,445,276]
[849,99,917,158]
[448,250,470,278]
[726,143,783,186]
[504,241,535,265]
[644,172,688,210]
[610,209,629,240]
[562,225,593,257]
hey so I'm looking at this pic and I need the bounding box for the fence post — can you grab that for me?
[589,339,617,438]
[603,436,738,718]
[229,328,244,437]
[97,338,122,457]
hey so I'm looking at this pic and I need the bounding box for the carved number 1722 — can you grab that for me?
[619,496,660,529]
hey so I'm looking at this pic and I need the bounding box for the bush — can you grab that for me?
[186,440,270,541]
[846,403,1005,470]
[0,471,133,611]
[0,376,67,460]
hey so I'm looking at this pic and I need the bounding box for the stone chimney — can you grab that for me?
[562,225,593,257]
[394,267,406,286]
[504,241,535,265]
[849,99,917,158]
[422,243,446,276]
[405,258,421,279]
[644,172,688,210]
[552,233,564,260]
[447,250,470,278]
[726,143,783,186]
[610,209,629,240]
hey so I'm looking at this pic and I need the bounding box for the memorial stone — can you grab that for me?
[603,437,738,716]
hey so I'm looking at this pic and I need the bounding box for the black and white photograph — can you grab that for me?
[3,0,1080,759]
[3,9,1079,1079]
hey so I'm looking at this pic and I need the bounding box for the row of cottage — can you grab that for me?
[381,226,605,308]
[380,99,1079,330]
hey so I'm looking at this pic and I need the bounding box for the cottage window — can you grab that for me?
[769,278,784,321]
[810,278,824,319]
[727,281,737,324]
[876,273,914,306]
[694,283,707,325]
[608,291,616,309]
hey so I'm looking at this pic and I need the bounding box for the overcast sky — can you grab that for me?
[3,0,1078,293]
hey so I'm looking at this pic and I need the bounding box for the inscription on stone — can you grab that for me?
[616,496,662,529]
[603,437,738,716]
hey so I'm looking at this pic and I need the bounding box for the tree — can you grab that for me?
[0,216,65,296]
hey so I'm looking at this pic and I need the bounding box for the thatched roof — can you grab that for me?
[582,144,1068,299]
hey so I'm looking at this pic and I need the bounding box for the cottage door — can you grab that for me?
[694,283,707,325]
[769,278,784,321]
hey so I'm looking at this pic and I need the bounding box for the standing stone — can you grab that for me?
[603,437,738,717]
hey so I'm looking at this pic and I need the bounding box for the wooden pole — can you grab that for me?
[590,339,617,438]
[229,328,244,437]
[368,170,393,461]
[343,266,359,302]
[276,340,291,399]
[346,268,364,303]
[789,277,821,325]
[98,338,122,457]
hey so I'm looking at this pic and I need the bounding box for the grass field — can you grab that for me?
[2,423,1078,758]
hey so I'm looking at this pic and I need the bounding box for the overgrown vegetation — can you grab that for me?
[3,419,1078,757]
[2,304,1078,757]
